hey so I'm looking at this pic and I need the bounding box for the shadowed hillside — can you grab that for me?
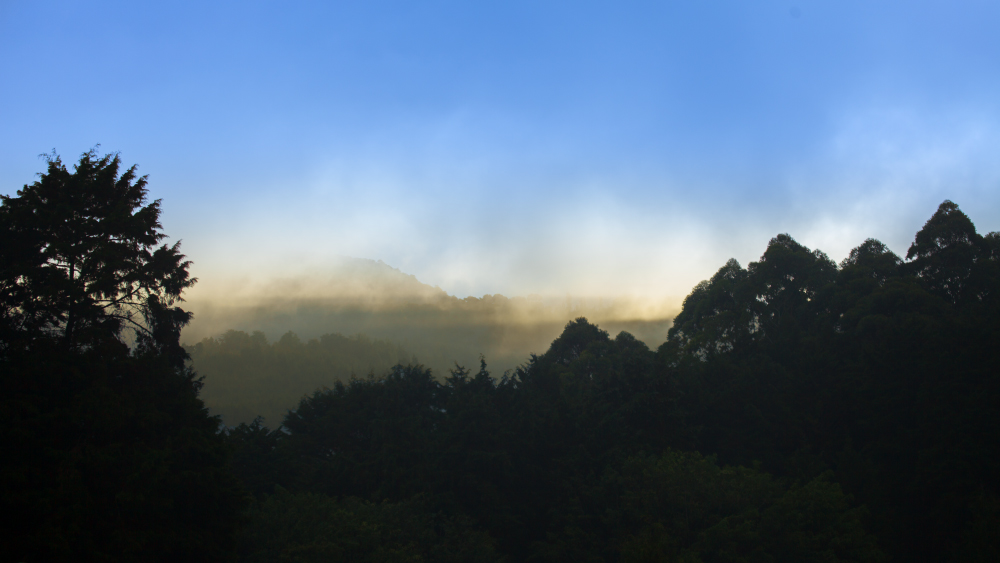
[183,257,676,379]
[189,330,412,425]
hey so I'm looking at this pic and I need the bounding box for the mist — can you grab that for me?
[182,256,677,379]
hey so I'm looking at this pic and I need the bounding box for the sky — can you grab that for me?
[3,0,1000,307]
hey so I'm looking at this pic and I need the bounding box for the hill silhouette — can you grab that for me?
[183,256,676,382]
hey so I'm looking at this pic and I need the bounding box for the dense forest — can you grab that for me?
[3,151,999,562]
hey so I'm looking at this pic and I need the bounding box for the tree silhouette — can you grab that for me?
[905,200,983,303]
[0,148,194,363]
[0,149,243,562]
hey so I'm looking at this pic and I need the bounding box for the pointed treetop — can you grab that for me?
[907,200,978,261]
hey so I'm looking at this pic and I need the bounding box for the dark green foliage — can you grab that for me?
[522,450,878,562]
[234,325,683,560]
[8,190,981,561]
[233,199,994,562]
[665,258,754,361]
[1,344,245,562]
[0,149,194,362]
[658,200,1000,562]
[1,150,244,561]
[255,316,878,562]
[282,363,446,501]
[237,491,502,563]
[604,452,882,563]
[225,416,288,499]
[906,200,984,303]
[190,329,410,425]
[950,492,1000,563]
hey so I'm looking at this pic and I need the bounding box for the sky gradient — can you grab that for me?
[3,0,999,306]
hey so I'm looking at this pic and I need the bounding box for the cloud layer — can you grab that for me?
[3,1,999,309]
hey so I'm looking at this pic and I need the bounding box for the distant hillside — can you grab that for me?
[189,330,410,426]
[183,257,676,380]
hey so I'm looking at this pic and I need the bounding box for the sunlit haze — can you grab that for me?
[3,1,999,328]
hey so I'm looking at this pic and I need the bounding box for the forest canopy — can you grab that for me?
[220,200,999,562]
[4,152,998,563]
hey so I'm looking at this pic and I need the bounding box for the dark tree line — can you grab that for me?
[228,201,998,562]
[4,149,998,562]
[660,201,1000,561]
[1,151,244,562]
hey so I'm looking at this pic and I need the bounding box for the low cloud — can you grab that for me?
[183,256,678,376]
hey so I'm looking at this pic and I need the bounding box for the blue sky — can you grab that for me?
[3,0,999,305]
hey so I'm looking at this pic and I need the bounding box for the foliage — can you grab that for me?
[219,199,995,562]
[8,180,991,562]
[1,344,245,562]
[605,452,882,563]
[657,200,1000,562]
[225,416,288,499]
[237,490,502,563]
[949,491,1000,563]
[190,329,410,425]
[0,150,244,561]
[0,149,194,362]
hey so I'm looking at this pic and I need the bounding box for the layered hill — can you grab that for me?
[183,257,676,424]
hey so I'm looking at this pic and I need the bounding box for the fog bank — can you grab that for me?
[182,257,677,376]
